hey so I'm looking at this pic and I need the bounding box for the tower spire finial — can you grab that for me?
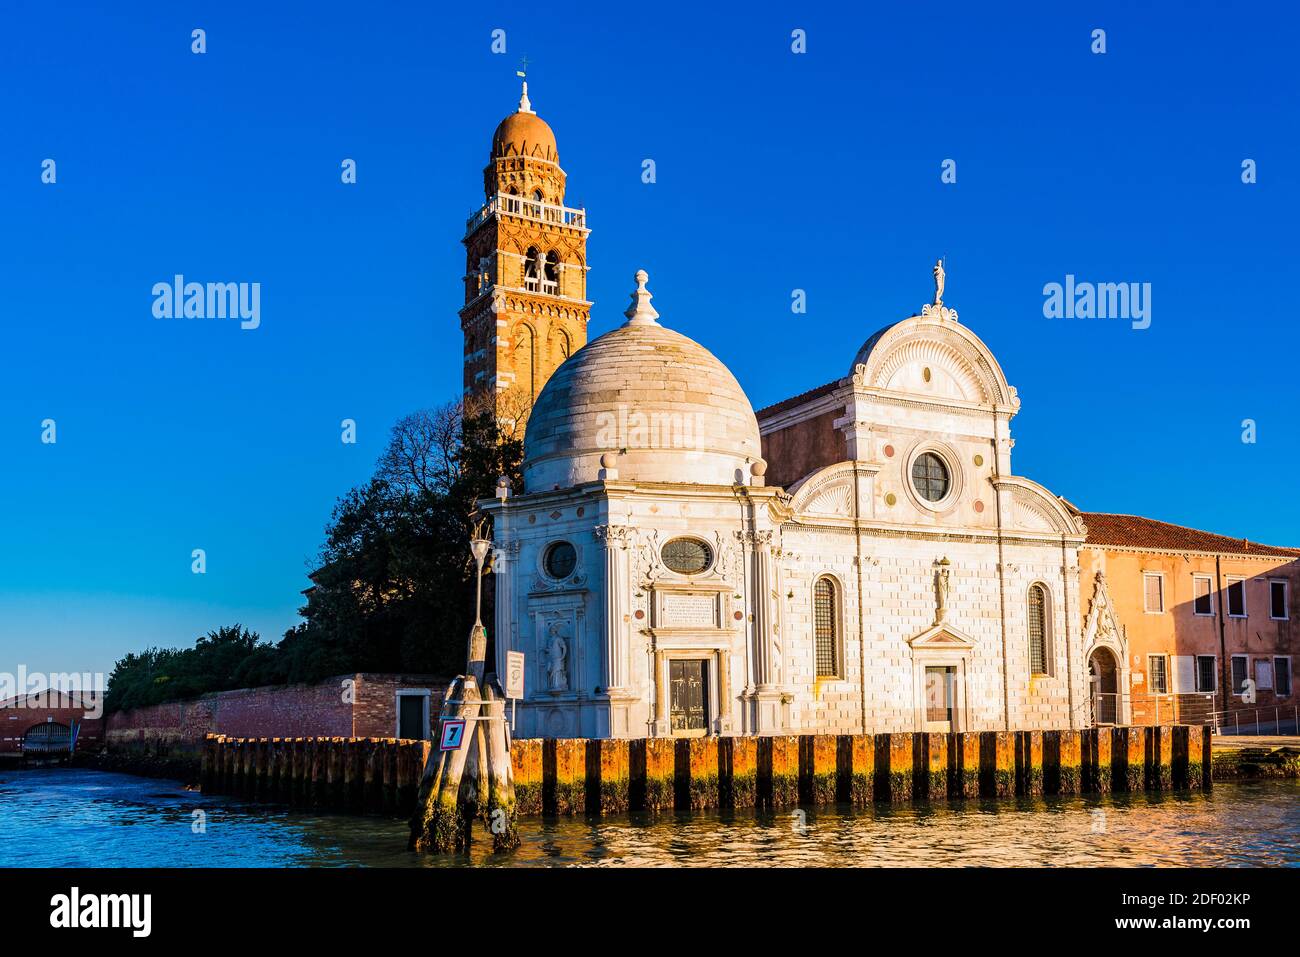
[624,270,660,326]
[516,57,534,114]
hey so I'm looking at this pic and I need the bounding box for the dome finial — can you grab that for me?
[516,57,534,114]
[624,269,660,326]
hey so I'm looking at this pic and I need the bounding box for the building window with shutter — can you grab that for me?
[1143,573,1165,613]
[1227,578,1246,617]
[1270,580,1289,620]
[1193,575,1214,616]
[814,576,840,679]
[1196,655,1217,693]
[1231,655,1249,695]
[1027,584,1050,676]
[1275,657,1293,698]
[1148,654,1169,694]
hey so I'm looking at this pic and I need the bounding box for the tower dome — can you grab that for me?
[491,81,558,162]
[523,271,762,490]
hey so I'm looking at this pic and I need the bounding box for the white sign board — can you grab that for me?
[505,651,526,699]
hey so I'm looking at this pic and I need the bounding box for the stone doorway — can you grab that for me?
[669,659,709,737]
[1089,647,1119,725]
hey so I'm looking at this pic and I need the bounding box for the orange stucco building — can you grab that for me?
[1073,511,1298,730]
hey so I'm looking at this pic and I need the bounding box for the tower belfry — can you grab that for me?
[460,78,591,427]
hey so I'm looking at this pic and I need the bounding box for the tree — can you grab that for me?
[104,399,524,708]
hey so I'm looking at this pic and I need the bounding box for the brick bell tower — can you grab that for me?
[460,78,591,428]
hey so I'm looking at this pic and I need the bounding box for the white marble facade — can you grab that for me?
[483,271,1090,739]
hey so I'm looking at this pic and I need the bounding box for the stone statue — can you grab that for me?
[544,621,569,692]
[933,259,945,306]
[934,557,951,623]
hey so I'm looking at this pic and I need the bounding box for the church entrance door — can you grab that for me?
[669,659,709,737]
[924,666,957,732]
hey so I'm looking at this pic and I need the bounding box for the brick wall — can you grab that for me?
[105,673,449,754]
[0,695,107,755]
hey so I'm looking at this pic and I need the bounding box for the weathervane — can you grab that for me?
[515,56,533,113]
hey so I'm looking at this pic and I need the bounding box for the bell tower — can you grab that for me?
[460,79,591,427]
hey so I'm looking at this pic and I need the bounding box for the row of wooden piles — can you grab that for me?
[200,735,430,817]
[511,726,1212,816]
[200,725,1210,818]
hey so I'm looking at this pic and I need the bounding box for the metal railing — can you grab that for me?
[1207,704,1300,736]
[466,193,588,234]
[1090,691,1217,727]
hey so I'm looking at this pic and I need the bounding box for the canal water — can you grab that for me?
[2,767,1296,867]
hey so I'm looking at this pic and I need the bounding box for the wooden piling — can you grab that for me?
[873,733,913,803]
[800,735,838,806]
[1145,725,1172,791]
[589,739,629,814]
[916,732,948,800]
[979,731,1014,798]
[552,739,586,816]
[1015,731,1044,796]
[1057,730,1082,795]
[955,732,981,798]
[686,737,720,810]
[727,736,758,809]
[512,738,544,816]
[642,737,675,812]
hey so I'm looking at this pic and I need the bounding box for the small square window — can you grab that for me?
[1143,574,1165,613]
[1193,576,1213,616]
[1227,578,1246,617]
[1270,580,1288,620]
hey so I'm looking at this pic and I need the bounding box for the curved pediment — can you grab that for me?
[787,461,877,520]
[850,316,1018,411]
[995,476,1086,537]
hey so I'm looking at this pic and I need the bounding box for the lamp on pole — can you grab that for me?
[467,518,492,683]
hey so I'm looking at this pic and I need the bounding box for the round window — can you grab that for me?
[661,538,712,575]
[543,541,577,579]
[911,452,951,503]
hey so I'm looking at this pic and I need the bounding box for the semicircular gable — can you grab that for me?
[851,317,1017,409]
[1000,477,1086,536]
[788,462,858,519]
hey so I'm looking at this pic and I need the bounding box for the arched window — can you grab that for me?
[1028,584,1050,675]
[524,246,542,291]
[543,251,560,294]
[814,577,840,678]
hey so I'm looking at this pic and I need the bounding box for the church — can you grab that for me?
[468,81,1093,740]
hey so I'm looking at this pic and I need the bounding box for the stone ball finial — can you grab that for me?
[751,459,767,477]
[600,452,618,469]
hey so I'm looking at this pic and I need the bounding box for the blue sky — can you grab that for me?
[2,1,1296,677]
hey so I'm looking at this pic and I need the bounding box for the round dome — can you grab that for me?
[523,274,761,490]
[492,110,558,163]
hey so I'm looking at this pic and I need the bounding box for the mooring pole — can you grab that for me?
[410,519,519,854]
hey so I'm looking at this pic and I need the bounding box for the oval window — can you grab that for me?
[911,451,951,502]
[661,538,712,575]
[544,541,577,579]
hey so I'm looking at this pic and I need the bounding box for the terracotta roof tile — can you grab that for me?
[755,378,842,419]
[1080,512,1299,558]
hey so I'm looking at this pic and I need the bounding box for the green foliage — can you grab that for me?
[105,403,524,710]
[104,626,270,712]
